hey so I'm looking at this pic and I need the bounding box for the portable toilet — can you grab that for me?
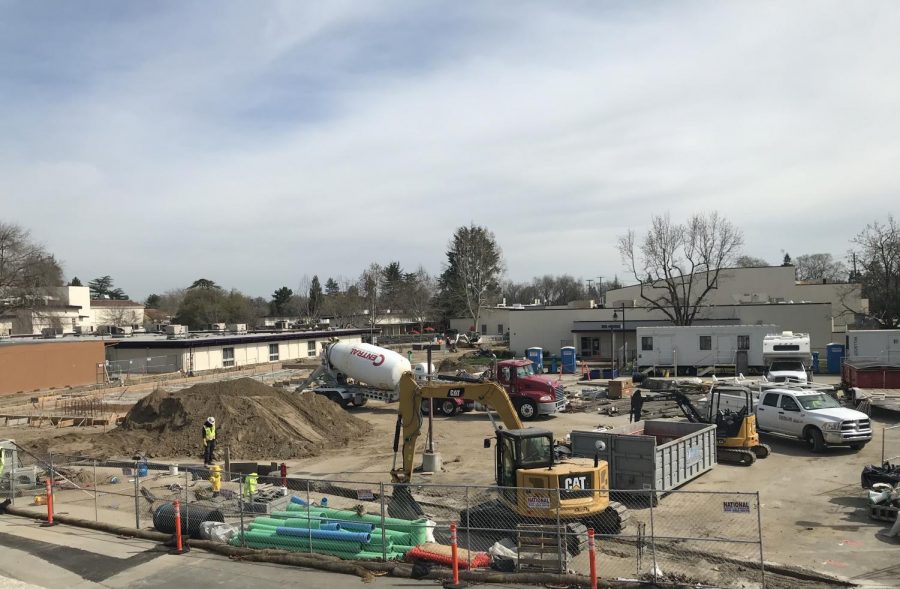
[561,346,577,374]
[526,347,544,374]
[826,343,845,374]
[811,351,820,374]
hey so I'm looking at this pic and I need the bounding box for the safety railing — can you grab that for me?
[883,424,900,464]
[2,452,768,589]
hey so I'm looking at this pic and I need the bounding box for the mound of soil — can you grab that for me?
[35,378,371,461]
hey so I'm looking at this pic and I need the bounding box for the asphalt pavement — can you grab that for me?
[0,516,528,589]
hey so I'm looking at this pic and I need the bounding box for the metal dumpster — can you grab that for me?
[569,420,717,496]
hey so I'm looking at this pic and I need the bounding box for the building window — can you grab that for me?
[481,324,487,335]
[307,341,316,357]
[497,324,504,335]
[269,344,279,362]
[737,335,750,350]
[641,337,653,351]
[699,336,712,351]
[223,347,235,368]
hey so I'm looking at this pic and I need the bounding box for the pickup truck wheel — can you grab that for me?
[439,400,460,417]
[517,400,538,421]
[849,442,866,451]
[805,427,826,453]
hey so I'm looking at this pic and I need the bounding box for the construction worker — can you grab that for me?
[244,472,258,500]
[630,389,644,423]
[202,417,216,465]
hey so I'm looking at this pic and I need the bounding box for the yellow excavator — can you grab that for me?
[644,385,771,465]
[388,372,629,538]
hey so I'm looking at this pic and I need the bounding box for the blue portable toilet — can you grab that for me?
[526,347,543,373]
[811,351,820,374]
[561,346,577,374]
[826,343,845,374]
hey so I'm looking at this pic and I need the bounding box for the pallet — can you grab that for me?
[869,504,899,522]
[516,524,567,573]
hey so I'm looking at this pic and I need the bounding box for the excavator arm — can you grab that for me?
[643,390,707,424]
[390,371,523,483]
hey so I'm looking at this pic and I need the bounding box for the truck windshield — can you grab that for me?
[797,394,841,410]
[769,360,804,372]
[516,365,535,377]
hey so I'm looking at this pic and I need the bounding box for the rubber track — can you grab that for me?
[717,448,756,466]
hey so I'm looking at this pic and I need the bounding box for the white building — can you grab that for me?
[451,266,864,363]
[1,286,147,336]
[106,328,368,374]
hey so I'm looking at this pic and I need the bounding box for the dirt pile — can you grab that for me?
[37,378,371,460]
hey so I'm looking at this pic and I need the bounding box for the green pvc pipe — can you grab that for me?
[253,517,321,529]
[393,544,416,553]
[240,531,363,553]
[300,506,430,536]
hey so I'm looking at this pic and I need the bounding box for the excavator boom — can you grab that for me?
[391,371,523,483]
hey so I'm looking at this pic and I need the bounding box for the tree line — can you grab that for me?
[2,215,899,332]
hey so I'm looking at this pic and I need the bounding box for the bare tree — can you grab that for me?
[101,307,139,327]
[618,212,743,325]
[0,221,63,313]
[402,266,436,332]
[851,216,900,328]
[734,255,769,268]
[360,263,383,337]
[794,253,847,282]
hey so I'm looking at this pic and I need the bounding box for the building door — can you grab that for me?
[735,350,749,375]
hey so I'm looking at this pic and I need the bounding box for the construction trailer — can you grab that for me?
[845,330,900,364]
[635,325,779,376]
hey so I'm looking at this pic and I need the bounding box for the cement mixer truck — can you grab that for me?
[299,341,473,415]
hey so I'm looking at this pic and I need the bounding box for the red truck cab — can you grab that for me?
[495,359,567,420]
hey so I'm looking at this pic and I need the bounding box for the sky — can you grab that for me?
[2,1,899,300]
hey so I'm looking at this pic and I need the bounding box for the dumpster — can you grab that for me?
[570,420,717,497]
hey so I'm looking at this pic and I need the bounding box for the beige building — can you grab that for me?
[604,265,866,332]
[451,266,859,362]
[0,286,146,336]
[89,299,145,330]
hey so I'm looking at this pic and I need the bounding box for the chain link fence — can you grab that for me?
[883,424,900,464]
[1,450,766,588]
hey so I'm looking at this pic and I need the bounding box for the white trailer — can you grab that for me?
[845,330,900,364]
[762,331,812,383]
[636,324,779,376]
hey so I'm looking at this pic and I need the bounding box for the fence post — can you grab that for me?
[133,461,140,529]
[184,469,190,543]
[756,492,766,588]
[93,460,98,522]
[649,489,658,582]
[9,448,16,507]
[239,472,245,548]
[555,487,563,574]
[883,426,886,465]
[379,482,387,561]
[306,479,312,554]
[465,486,471,570]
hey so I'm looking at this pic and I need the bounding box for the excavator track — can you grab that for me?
[751,443,772,459]
[717,448,756,466]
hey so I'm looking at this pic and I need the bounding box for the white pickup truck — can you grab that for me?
[755,388,872,452]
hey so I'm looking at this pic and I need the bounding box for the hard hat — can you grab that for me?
[207,417,215,424]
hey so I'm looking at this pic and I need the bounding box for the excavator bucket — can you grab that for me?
[387,484,425,520]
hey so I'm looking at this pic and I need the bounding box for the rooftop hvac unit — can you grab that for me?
[228,323,247,334]
[165,324,188,338]
[41,327,65,339]
[209,323,226,331]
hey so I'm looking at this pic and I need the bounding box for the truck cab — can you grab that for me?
[755,388,871,452]
[495,359,567,420]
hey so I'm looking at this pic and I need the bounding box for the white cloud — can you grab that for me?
[1,1,898,297]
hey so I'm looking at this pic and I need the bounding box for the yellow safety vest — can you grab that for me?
[204,425,216,441]
[244,473,258,495]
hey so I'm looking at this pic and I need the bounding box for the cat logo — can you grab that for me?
[447,388,464,397]
[563,476,587,490]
